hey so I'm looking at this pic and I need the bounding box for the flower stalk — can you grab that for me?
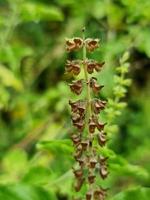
[65,28,108,200]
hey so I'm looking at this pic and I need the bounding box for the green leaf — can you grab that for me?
[37,139,74,154]
[112,187,150,200]
[0,184,57,200]
[0,65,23,91]
[119,51,130,64]
[20,2,64,22]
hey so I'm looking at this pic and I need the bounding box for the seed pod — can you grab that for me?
[69,80,83,95]
[85,38,99,52]
[69,100,79,113]
[89,117,96,133]
[74,120,85,131]
[76,158,85,167]
[89,157,97,168]
[97,131,107,146]
[66,38,83,52]
[98,155,108,164]
[81,140,89,151]
[73,168,83,178]
[86,191,93,200]
[71,134,81,146]
[71,113,81,123]
[96,122,106,131]
[88,174,96,184]
[90,77,104,94]
[92,99,107,114]
[65,60,81,76]
[94,61,105,72]
[99,165,109,179]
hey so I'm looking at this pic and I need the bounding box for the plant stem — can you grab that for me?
[82,29,92,127]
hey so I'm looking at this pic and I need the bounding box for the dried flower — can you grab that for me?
[65,29,109,200]
[65,60,81,75]
[66,38,83,52]
[69,79,83,95]
[85,38,99,52]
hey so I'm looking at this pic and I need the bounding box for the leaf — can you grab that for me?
[23,166,52,185]
[20,2,64,22]
[0,184,57,200]
[37,139,74,154]
[0,65,23,91]
[112,187,150,200]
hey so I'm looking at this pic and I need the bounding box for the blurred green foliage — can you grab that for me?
[0,0,150,199]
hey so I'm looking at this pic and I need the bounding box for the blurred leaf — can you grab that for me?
[23,166,52,185]
[0,184,56,200]
[0,65,23,91]
[20,2,64,22]
[37,139,74,154]
[112,187,150,200]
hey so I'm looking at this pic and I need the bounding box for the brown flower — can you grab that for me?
[85,38,99,52]
[97,131,107,146]
[89,116,97,134]
[73,168,83,178]
[86,191,93,200]
[76,158,85,167]
[92,99,107,114]
[81,140,89,151]
[99,165,109,179]
[96,122,106,131]
[86,60,105,74]
[89,77,104,94]
[74,120,85,131]
[65,60,81,76]
[69,79,83,95]
[89,157,97,168]
[88,174,96,184]
[71,133,81,146]
[94,187,108,200]
[66,37,83,52]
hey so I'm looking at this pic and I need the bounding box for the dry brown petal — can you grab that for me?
[65,60,81,76]
[86,191,93,200]
[98,155,108,164]
[94,61,105,72]
[76,158,85,167]
[88,174,96,184]
[96,122,106,131]
[94,188,108,200]
[71,113,81,123]
[69,100,79,113]
[74,120,85,131]
[73,168,83,178]
[89,117,96,134]
[69,79,83,95]
[66,38,83,52]
[99,165,109,179]
[71,134,81,146]
[89,77,104,94]
[81,140,89,151]
[92,99,106,114]
[85,38,99,52]
[89,157,97,168]
[97,131,107,146]
[66,39,76,52]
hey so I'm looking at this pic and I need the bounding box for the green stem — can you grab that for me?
[82,29,92,127]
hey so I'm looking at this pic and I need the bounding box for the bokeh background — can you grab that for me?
[0,0,150,199]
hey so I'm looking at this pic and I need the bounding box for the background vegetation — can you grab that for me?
[0,0,150,199]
